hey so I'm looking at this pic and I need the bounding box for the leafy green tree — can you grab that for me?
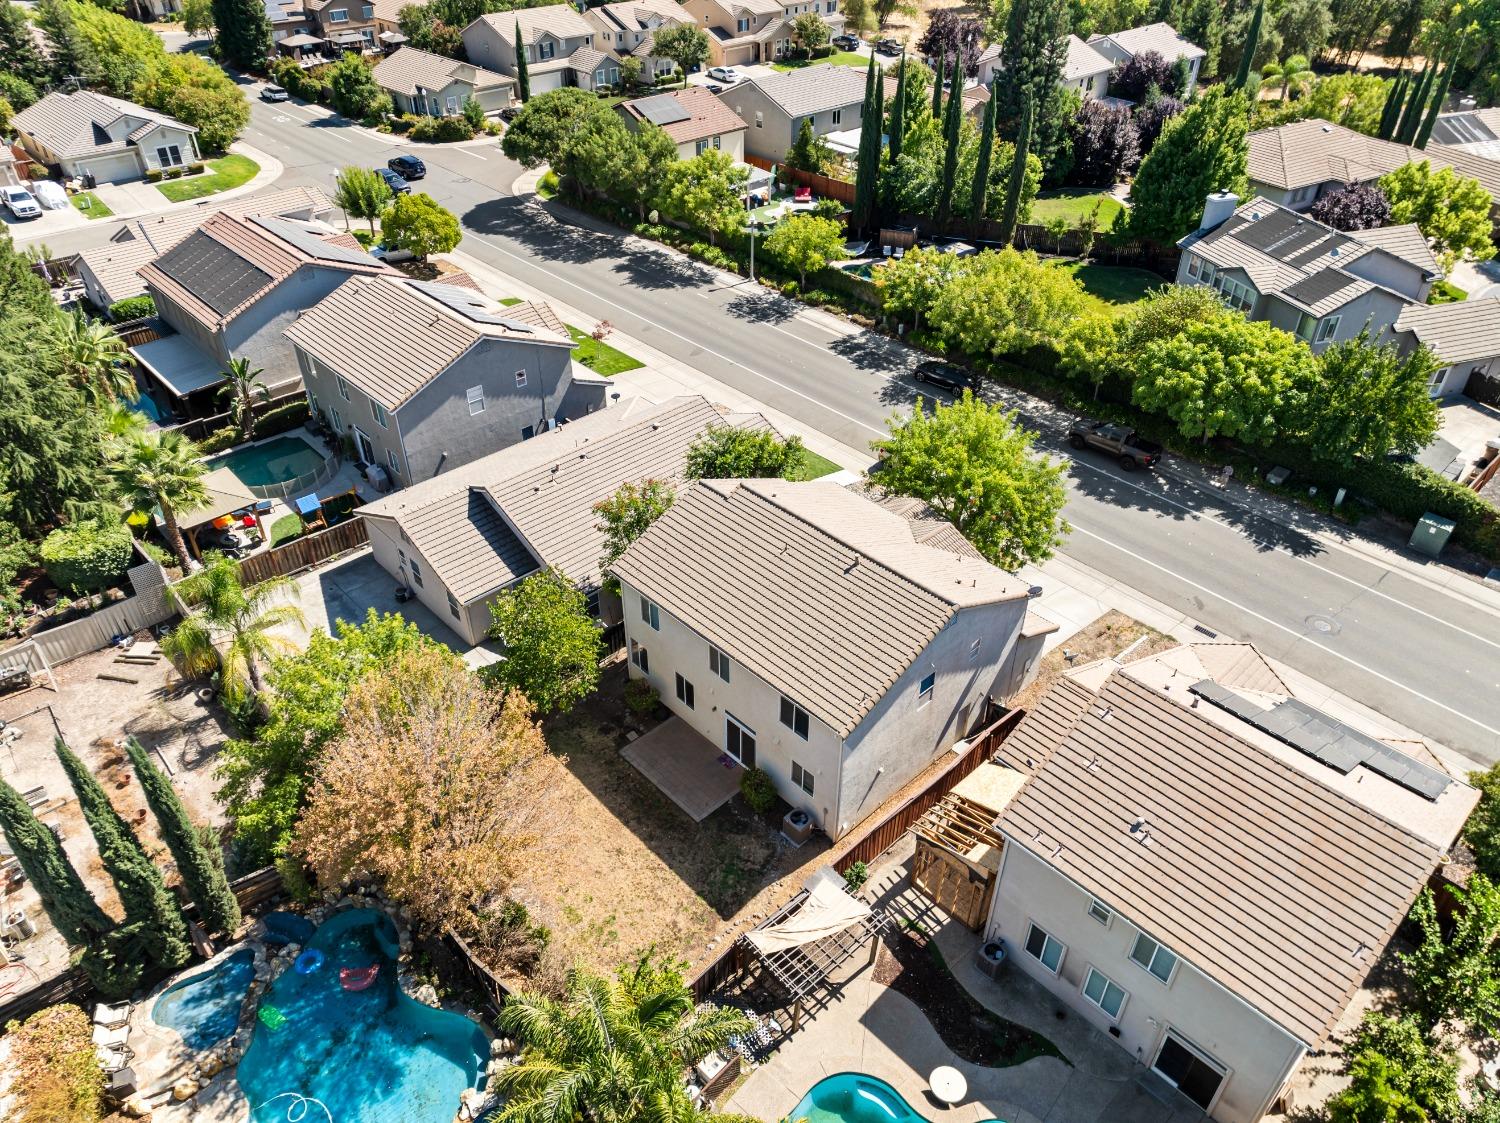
[1181,0,1222,79]
[494,956,754,1123]
[219,356,269,442]
[927,247,1091,357]
[380,192,462,260]
[485,569,602,715]
[49,0,164,98]
[126,737,240,936]
[619,55,643,89]
[594,479,677,579]
[1395,59,1435,145]
[661,148,748,245]
[515,20,532,101]
[1465,763,1500,882]
[0,779,113,946]
[873,391,1069,569]
[1401,878,1500,1034]
[1415,57,1455,148]
[502,87,607,167]
[56,739,191,972]
[1327,1052,1435,1123]
[653,23,711,87]
[931,53,946,118]
[1325,1012,1461,1123]
[327,53,389,121]
[564,112,677,218]
[0,0,52,89]
[764,213,847,288]
[887,50,914,163]
[791,10,831,50]
[182,0,215,36]
[1133,314,1312,444]
[162,552,305,704]
[106,429,207,570]
[991,0,1068,165]
[787,116,836,175]
[1127,87,1249,244]
[996,94,1032,244]
[46,311,132,405]
[39,520,133,595]
[873,0,918,26]
[874,245,967,329]
[212,0,271,69]
[1291,332,1439,465]
[334,165,393,236]
[135,52,250,153]
[216,610,434,865]
[1381,161,1496,269]
[1379,70,1409,140]
[462,94,485,132]
[686,425,808,479]
[1260,72,1390,135]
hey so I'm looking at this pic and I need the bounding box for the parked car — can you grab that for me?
[875,38,902,54]
[376,167,411,195]
[387,154,426,180]
[371,243,415,263]
[832,33,861,50]
[912,360,970,395]
[499,105,523,122]
[1,186,41,219]
[260,83,289,102]
[1067,418,1163,471]
[704,82,724,94]
[707,66,740,83]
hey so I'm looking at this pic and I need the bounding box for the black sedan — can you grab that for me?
[387,154,426,180]
[832,33,860,50]
[376,167,411,195]
[912,360,970,394]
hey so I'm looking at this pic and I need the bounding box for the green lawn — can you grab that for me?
[497,297,523,306]
[1064,262,1164,306]
[155,154,260,202]
[788,449,841,480]
[568,325,645,376]
[771,50,869,71]
[71,191,113,219]
[1428,279,1467,305]
[269,513,303,548]
[1030,189,1123,227]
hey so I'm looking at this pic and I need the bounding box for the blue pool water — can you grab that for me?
[151,949,256,1051]
[237,908,488,1123]
[207,435,327,489]
[791,1073,1008,1123]
[261,910,316,947]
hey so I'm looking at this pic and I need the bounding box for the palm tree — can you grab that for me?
[108,430,209,570]
[220,357,270,442]
[1264,54,1312,100]
[49,310,136,403]
[161,553,304,703]
[495,957,756,1123]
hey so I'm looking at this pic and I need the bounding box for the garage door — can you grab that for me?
[531,71,564,94]
[78,152,142,184]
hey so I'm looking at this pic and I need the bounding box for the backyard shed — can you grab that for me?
[910,761,1022,930]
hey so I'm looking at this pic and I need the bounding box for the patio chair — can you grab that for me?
[893,245,905,260]
[793,186,812,204]
[882,244,892,259]
[92,1022,131,1050]
[94,1001,131,1028]
[96,1046,133,1074]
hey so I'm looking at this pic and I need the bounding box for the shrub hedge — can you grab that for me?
[39,519,135,593]
[108,294,156,321]
[409,115,475,143]
[740,766,777,813]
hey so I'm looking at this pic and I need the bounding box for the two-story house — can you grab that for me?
[619,87,748,160]
[305,0,401,54]
[130,212,395,412]
[356,395,775,645]
[724,63,893,162]
[613,478,1051,838]
[681,0,844,68]
[286,274,608,489]
[1175,193,1440,353]
[462,6,622,93]
[1087,22,1206,97]
[976,35,1114,99]
[372,45,516,117]
[583,0,692,83]
[984,642,1476,1122]
[11,90,200,185]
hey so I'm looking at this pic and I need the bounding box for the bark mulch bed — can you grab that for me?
[874,924,1068,1069]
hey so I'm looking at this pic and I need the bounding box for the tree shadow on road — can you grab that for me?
[721,287,797,324]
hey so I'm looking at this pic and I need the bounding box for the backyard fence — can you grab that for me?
[166,389,308,442]
[743,155,855,205]
[242,452,342,503]
[0,558,177,673]
[235,518,369,587]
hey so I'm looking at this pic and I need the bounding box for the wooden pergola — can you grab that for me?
[910,782,1009,930]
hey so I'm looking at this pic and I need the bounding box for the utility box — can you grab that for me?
[1409,513,1456,558]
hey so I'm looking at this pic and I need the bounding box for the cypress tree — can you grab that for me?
[1415,56,1454,148]
[1231,0,1263,91]
[126,738,240,937]
[889,50,908,164]
[516,21,532,103]
[932,54,946,118]
[211,0,271,71]
[997,93,1033,244]
[969,81,997,229]
[1396,61,1434,145]
[0,779,112,946]
[56,740,190,971]
[935,58,964,229]
[1377,70,1408,140]
[852,53,882,234]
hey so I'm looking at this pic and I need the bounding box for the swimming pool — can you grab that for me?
[207,435,327,489]
[790,1073,1007,1123]
[237,908,488,1123]
[151,948,256,1051]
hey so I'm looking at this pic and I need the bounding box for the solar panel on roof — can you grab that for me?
[1283,268,1359,307]
[154,231,273,318]
[252,216,376,266]
[633,93,691,126]
[1235,209,1304,251]
[408,280,536,332]
[1433,113,1497,146]
[1263,224,1326,263]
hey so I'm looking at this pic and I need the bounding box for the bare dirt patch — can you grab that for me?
[1010,609,1177,712]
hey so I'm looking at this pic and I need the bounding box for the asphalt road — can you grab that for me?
[40,91,1500,765]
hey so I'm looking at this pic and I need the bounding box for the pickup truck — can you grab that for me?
[1067,419,1163,471]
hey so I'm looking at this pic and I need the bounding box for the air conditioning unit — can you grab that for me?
[975,939,1006,980]
[781,808,813,846]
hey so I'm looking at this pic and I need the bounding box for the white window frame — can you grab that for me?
[156,144,184,168]
[446,94,459,114]
[918,672,935,706]
[1314,314,1341,343]
[831,108,842,125]
[445,590,460,619]
[466,385,485,415]
[791,760,814,795]
[1186,254,1201,279]
[640,596,660,630]
[386,447,400,477]
[1023,922,1065,975]
[360,2,372,15]
[709,644,730,682]
[371,399,388,428]
[780,695,809,739]
[1130,931,1179,984]
[754,110,763,128]
[969,637,981,661]
[337,375,351,401]
[736,15,750,30]
[515,369,528,388]
[630,639,649,673]
[405,550,423,586]
[328,7,348,20]
[1082,967,1127,1019]
[1087,899,1112,926]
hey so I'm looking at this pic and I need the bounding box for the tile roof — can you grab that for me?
[1249,119,1500,201]
[566,45,615,75]
[1087,21,1205,62]
[1062,34,1113,81]
[612,478,1029,738]
[621,86,748,144]
[737,63,895,118]
[470,3,595,45]
[285,275,570,409]
[1352,223,1439,274]
[139,211,390,332]
[996,667,1451,1047]
[372,45,513,96]
[589,0,686,32]
[1394,297,1500,366]
[359,396,774,601]
[12,90,196,160]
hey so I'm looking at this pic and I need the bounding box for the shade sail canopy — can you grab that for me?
[744,867,871,953]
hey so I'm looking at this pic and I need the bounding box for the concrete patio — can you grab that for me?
[621,716,743,821]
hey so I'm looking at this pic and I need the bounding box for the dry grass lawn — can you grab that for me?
[1011,610,1178,712]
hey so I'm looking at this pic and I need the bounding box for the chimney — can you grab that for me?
[1199,191,1238,232]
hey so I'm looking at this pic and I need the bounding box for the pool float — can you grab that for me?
[339,964,379,992]
[258,1005,287,1031]
[293,949,325,975]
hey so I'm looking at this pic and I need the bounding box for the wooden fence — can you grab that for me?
[114,318,166,349]
[166,390,307,442]
[235,518,369,586]
[744,155,856,205]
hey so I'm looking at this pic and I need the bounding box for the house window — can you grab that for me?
[361,2,372,15]
[405,551,423,586]
[446,591,461,619]
[1130,932,1179,983]
[1186,254,1201,279]
[329,7,348,20]
[1200,261,1216,284]
[696,138,710,155]
[336,375,351,401]
[791,761,814,795]
[675,673,695,708]
[725,714,756,766]
[521,424,535,440]
[640,596,660,630]
[466,385,484,415]
[1082,967,1127,1019]
[918,672,935,706]
[1023,923,1064,974]
[446,94,459,113]
[709,644,730,682]
[630,640,649,674]
[736,16,749,30]
[969,637,981,661]
[1429,365,1450,392]
[386,448,400,477]
[1315,314,1341,343]
[831,108,842,125]
[825,0,835,11]
[330,408,343,432]
[538,40,555,59]
[371,399,388,428]
[1087,899,1111,926]
[515,369,528,388]
[780,696,809,739]
[754,110,763,128]
[156,144,184,168]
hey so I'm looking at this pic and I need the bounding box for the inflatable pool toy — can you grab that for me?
[258,1005,287,1031]
[294,949,325,975]
[339,964,379,992]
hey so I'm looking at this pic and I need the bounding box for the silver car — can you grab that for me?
[1,186,41,219]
